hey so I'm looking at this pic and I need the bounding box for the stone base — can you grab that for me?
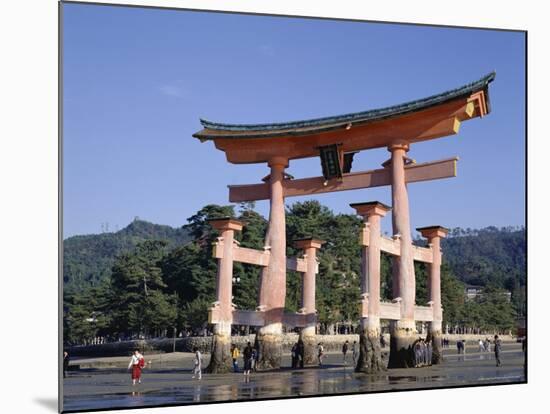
[300,335,317,365]
[206,331,232,374]
[255,325,282,370]
[388,321,417,369]
[355,328,385,373]
[427,329,443,365]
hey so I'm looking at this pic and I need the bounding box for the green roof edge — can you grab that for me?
[194,72,495,139]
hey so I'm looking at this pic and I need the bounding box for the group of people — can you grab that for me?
[413,338,433,367]
[478,337,494,353]
[230,342,257,375]
[456,335,503,367]
[290,339,305,368]
[341,340,358,365]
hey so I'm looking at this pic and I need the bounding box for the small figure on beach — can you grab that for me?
[291,342,299,368]
[342,340,349,364]
[192,347,202,380]
[317,342,325,366]
[251,347,258,371]
[457,339,464,355]
[420,339,427,365]
[297,338,305,368]
[243,342,253,376]
[231,344,240,372]
[494,335,502,367]
[127,349,145,386]
[414,339,422,367]
[63,351,70,378]
[484,337,491,353]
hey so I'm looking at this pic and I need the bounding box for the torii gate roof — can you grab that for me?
[193,72,495,164]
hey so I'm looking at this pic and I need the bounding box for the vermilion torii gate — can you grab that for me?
[193,72,494,372]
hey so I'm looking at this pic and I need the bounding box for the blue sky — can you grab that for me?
[62,3,525,238]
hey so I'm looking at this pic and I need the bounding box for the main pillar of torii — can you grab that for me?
[387,142,418,368]
[255,156,289,370]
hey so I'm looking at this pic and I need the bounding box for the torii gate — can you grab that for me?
[193,72,495,372]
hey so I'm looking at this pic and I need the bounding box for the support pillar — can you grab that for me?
[417,226,448,365]
[294,238,324,365]
[387,142,417,368]
[256,156,288,370]
[351,201,391,373]
[206,218,243,373]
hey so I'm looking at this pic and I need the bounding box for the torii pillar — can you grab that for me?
[387,142,418,368]
[206,218,243,373]
[295,238,324,365]
[418,226,448,365]
[351,201,391,373]
[256,156,288,370]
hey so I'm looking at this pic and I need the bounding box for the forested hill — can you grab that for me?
[63,219,191,293]
[62,203,526,344]
[441,226,526,289]
[63,212,525,296]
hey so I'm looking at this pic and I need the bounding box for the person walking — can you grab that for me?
[351,341,358,366]
[494,335,502,367]
[243,342,253,376]
[127,349,145,386]
[291,342,299,368]
[253,340,260,371]
[297,338,305,368]
[63,351,70,378]
[317,343,325,366]
[251,347,258,371]
[192,347,202,380]
[478,338,485,359]
[342,340,349,364]
[414,340,421,367]
[231,344,240,372]
[421,339,427,366]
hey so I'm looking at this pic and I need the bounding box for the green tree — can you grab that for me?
[109,240,177,337]
[63,281,111,345]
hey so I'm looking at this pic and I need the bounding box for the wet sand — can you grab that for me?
[63,342,526,412]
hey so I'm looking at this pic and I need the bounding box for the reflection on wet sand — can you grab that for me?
[63,347,526,412]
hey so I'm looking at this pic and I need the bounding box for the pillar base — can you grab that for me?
[355,323,386,373]
[255,323,283,370]
[427,322,443,365]
[388,320,417,368]
[299,326,316,365]
[206,323,232,374]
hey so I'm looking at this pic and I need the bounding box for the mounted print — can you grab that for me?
[60,1,527,412]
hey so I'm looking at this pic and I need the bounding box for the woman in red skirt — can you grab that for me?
[128,349,145,385]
